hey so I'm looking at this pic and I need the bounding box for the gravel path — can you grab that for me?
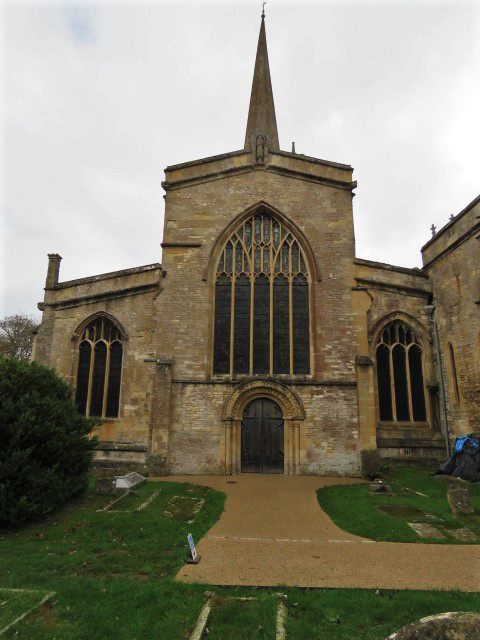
[157,474,480,591]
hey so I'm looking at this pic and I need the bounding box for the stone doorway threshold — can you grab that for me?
[157,474,480,591]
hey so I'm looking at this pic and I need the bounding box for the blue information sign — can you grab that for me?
[187,533,197,561]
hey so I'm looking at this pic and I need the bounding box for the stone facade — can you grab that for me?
[33,16,479,476]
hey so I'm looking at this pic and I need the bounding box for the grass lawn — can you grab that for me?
[0,476,479,639]
[318,464,480,543]
[0,589,52,632]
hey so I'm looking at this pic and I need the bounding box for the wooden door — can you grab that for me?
[241,398,284,473]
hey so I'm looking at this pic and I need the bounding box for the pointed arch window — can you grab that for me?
[213,211,310,375]
[375,320,426,423]
[75,316,123,418]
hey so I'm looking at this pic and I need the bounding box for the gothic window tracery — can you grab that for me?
[75,316,123,418]
[375,320,426,423]
[213,211,310,376]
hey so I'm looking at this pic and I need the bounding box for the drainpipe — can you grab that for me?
[423,305,450,458]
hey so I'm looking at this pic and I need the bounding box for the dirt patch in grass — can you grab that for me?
[163,496,204,522]
[378,505,427,521]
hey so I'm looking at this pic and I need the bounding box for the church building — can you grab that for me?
[33,15,480,476]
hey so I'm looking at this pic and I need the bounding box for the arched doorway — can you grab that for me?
[241,398,284,473]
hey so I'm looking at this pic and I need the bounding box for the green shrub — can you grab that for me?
[360,449,391,480]
[0,356,97,527]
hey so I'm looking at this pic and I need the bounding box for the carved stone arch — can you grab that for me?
[369,311,429,353]
[202,201,321,283]
[223,379,305,421]
[72,311,128,342]
[222,379,305,475]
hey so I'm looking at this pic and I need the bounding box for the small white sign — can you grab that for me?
[187,533,197,561]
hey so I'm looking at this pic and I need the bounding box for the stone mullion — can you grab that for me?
[288,246,293,375]
[249,268,254,375]
[229,274,235,377]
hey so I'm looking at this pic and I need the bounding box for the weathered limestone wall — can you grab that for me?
[422,196,480,435]
[159,151,357,384]
[353,258,444,458]
[167,381,360,476]
[34,263,163,465]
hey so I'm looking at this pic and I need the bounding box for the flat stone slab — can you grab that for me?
[386,611,480,639]
[407,522,445,539]
[449,527,477,542]
[447,486,474,515]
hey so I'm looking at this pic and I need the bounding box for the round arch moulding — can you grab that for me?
[222,379,305,422]
[202,201,321,283]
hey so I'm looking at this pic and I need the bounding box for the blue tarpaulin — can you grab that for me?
[454,436,480,453]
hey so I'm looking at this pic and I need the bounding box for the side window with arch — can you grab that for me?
[75,316,123,418]
[375,320,426,423]
[213,210,310,376]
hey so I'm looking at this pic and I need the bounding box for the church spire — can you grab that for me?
[244,12,279,151]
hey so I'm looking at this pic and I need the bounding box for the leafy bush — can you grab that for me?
[0,356,97,527]
[360,449,391,480]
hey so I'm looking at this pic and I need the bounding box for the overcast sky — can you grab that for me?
[2,0,479,319]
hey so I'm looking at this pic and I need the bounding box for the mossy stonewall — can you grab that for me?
[0,356,96,527]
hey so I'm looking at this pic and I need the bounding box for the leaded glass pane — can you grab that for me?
[90,341,107,417]
[75,341,91,415]
[106,342,122,418]
[253,275,270,374]
[263,248,270,273]
[233,275,250,374]
[263,217,270,243]
[235,243,243,273]
[254,247,261,272]
[393,344,410,421]
[244,221,252,248]
[292,243,299,273]
[213,274,231,373]
[300,254,306,273]
[281,244,289,272]
[273,275,290,373]
[214,212,310,377]
[292,275,309,374]
[377,344,393,421]
[409,345,426,421]
[254,217,262,243]
[273,221,280,248]
[225,243,233,273]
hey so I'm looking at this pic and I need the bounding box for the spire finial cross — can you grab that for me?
[261,1,266,18]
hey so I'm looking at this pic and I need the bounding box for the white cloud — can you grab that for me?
[1,1,479,317]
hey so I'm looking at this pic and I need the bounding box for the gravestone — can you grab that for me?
[449,527,477,542]
[386,611,480,639]
[447,485,474,515]
[94,475,116,496]
[369,479,390,494]
[407,522,445,539]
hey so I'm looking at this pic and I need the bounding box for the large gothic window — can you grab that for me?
[75,316,123,418]
[213,211,310,375]
[375,321,426,423]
